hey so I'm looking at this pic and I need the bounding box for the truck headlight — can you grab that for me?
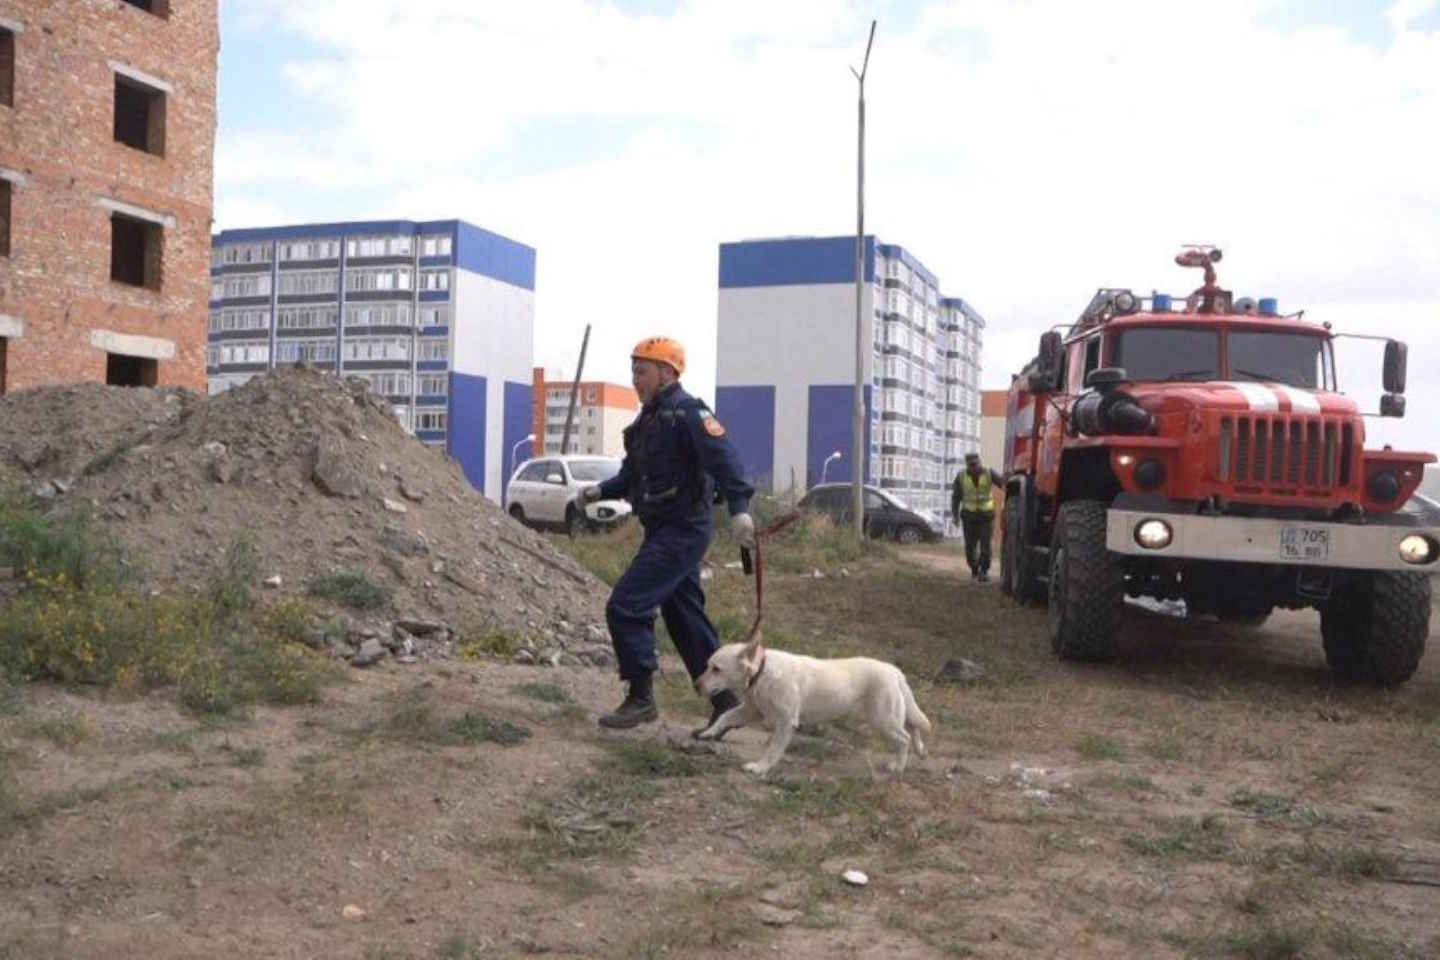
[1398,534,1437,565]
[1134,518,1173,550]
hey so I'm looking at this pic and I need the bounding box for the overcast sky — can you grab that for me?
[215,0,1440,453]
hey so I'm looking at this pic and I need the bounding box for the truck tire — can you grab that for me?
[1047,500,1123,661]
[1320,573,1430,686]
[1002,489,1044,605]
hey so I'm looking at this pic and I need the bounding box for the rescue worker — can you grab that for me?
[950,452,1003,582]
[581,337,756,732]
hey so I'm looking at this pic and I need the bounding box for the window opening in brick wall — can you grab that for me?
[106,353,158,387]
[122,0,170,19]
[111,213,162,289]
[0,180,10,257]
[114,75,166,155]
[0,27,14,108]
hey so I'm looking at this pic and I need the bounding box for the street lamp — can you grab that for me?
[510,433,535,477]
[821,450,843,484]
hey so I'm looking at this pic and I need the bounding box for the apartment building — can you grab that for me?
[208,219,535,502]
[530,368,638,459]
[716,235,984,520]
[0,0,219,394]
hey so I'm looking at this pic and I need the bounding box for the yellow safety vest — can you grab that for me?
[960,472,995,514]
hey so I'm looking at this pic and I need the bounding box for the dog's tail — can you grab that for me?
[900,675,932,737]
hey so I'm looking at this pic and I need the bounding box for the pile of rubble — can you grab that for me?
[0,368,616,670]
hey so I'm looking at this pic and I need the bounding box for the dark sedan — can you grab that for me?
[797,483,944,544]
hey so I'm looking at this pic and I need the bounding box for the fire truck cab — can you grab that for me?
[1001,247,1438,685]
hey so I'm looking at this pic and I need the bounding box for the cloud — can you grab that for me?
[216,0,1440,452]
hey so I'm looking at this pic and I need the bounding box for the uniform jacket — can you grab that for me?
[597,383,754,527]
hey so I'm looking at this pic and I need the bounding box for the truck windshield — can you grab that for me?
[1229,331,1334,390]
[1112,328,1219,382]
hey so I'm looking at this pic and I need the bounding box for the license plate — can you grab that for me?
[1279,525,1330,561]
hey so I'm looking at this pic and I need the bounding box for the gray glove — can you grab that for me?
[730,512,756,549]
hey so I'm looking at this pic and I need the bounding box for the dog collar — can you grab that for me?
[747,655,767,691]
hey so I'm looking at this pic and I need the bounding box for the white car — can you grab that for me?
[506,455,632,535]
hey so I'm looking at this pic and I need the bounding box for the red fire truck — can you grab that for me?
[1001,247,1438,685]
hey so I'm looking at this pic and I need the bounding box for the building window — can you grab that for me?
[418,339,449,362]
[219,272,272,298]
[221,242,271,266]
[209,308,270,333]
[343,337,411,363]
[416,410,448,433]
[114,73,166,156]
[277,238,340,262]
[0,179,9,257]
[277,306,338,330]
[419,305,450,327]
[345,266,411,292]
[417,374,447,397]
[345,303,412,328]
[0,27,14,109]
[359,371,411,396]
[277,270,338,296]
[217,341,269,365]
[275,339,336,365]
[111,213,162,289]
[122,0,170,16]
[419,269,449,291]
[346,235,412,258]
[420,235,452,257]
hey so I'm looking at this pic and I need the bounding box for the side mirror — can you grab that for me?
[1383,340,1407,394]
[1035,331,1063,391]
[1380,394,1406,418]
[546,473,565,485]
[1085,367,1128,393]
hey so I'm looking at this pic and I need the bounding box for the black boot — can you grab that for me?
[691,690,741,740]
[598,675,658,729]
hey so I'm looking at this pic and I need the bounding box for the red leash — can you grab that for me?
[741,512,801,642]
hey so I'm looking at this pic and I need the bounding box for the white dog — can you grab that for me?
[694,631,932,777]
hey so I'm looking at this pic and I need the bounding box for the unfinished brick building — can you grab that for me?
[0,0,218,394]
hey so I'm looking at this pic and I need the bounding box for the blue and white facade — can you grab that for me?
[208,219,535,503]
[716,236,984,520]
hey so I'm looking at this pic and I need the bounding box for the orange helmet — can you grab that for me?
[631,336,685,376]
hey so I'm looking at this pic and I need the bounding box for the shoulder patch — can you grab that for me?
[701,414,727,438]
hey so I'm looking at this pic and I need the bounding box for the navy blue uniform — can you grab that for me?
[597,383,754,682]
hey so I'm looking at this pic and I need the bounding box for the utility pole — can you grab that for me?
[560,324,591,455]
[851,20,876,541]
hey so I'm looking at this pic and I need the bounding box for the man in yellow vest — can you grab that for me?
[950,452,1003,582]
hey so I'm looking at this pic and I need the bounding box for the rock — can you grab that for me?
[263,575,283,589]
[936,658,986,685]
[513,649,536,665]
[841,869,869,887]
[52,478,71,495]
[394,619,448,637]
[209,457,234,484]
[753,903,801,927]
[381,497,408,515]
[379,524,429,557]
[201,441,227,457]
[586,624,606,644]
[32,482,58,500]
[310,439,363,498]
[341,904,367,921]
[350,638,387,668]
[399,478,426,503]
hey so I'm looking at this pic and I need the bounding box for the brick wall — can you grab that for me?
[0,0,218,393]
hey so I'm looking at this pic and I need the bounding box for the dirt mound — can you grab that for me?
[0,367,612,666]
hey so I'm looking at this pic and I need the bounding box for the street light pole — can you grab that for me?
[510,433,535,479]
[822,450,842,485]
[851,19,876,542]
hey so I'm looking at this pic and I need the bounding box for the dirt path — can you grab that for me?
[4,545,1439,959]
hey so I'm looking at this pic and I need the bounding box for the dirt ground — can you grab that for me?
[3,538,1439,959]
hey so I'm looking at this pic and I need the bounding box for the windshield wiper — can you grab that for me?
[1234,369,1309,388]
[1157,369,1216,382]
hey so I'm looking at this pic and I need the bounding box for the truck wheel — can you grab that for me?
[1321,573,1430,686]
[1047,500,1123,661]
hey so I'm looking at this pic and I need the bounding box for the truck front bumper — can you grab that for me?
[1105,507,1440,572]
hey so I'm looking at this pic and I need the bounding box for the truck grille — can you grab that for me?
[1217,416,1353,494]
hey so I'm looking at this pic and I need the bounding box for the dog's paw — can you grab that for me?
[742,761,771,777]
